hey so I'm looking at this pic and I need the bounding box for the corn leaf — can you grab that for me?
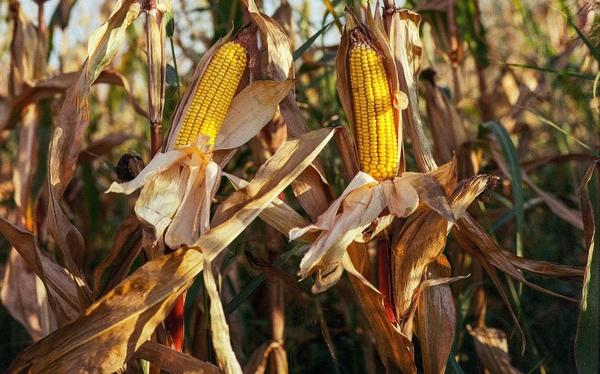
[7,127,337,373]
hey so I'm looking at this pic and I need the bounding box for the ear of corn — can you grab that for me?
[175,41,247,147]
[348,28,397,180]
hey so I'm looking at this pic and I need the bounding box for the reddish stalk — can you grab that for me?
[164,293,185,351]
[377,238,397,325]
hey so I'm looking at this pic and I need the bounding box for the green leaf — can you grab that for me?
[481,122,524,257]
[164,10,174,38]
[575,162,600,374]
[293,17,340,61]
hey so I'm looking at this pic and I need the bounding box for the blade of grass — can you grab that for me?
[554,6,600,63]
[321,0,342,33]
[593,71,599,115]
[525,109,600,158]
[293,17,340,61]
[482,122,524,258]
[446,350,465,374]
[224,243,304,315]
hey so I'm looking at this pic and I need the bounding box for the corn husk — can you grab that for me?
[336,7,407,177]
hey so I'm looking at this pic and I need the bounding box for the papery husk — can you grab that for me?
[392,166,495,319]
[336,7,407,176]
[415,254,455,374]
[7,128,338,374]
[144,0,171,152]
[292,162,455,293]
[347,242,417,374]
[467,325,524,374]
[389,9,438,173]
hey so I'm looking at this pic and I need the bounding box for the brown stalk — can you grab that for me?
[144,1,167,156]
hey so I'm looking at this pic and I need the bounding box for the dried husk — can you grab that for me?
[389,9,438,173]
[392,164,496,320]
[133,341,220,374]
[144,0,171,151]
[415,255,455,374]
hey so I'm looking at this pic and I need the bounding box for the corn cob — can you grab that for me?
[348,28,397,180]
[175,41,247,147]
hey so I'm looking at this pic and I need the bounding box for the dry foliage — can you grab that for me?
[0,0,597,373]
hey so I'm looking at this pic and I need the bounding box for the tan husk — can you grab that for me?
[392,166,496,320]
[389,9,438,173]
[415,255,456,374]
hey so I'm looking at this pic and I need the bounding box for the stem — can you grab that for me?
[377,239,397,325]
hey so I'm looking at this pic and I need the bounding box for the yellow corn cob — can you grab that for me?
[175,41,247,147]
[348,30,397,180]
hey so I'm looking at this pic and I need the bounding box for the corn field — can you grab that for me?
[0,0,598,373]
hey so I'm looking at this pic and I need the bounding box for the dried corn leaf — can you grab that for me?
[92,216,142,298]
[7,128,337,373]
[1,70,147,131]
[133,341,220,374]
[0,217,81,323]
[47,0,140,296]
[3,2,48,340]
[1,250,56,340]
[247,0,331,220]
[467,325,524,374]
[393,171,493,319]
[244,341,288,374]
[415,255,455,374]
[456,214,583,292]
[78,132,132,164]
[223,173,317,243]
[492,149,584,230]
[203,258,243,374]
